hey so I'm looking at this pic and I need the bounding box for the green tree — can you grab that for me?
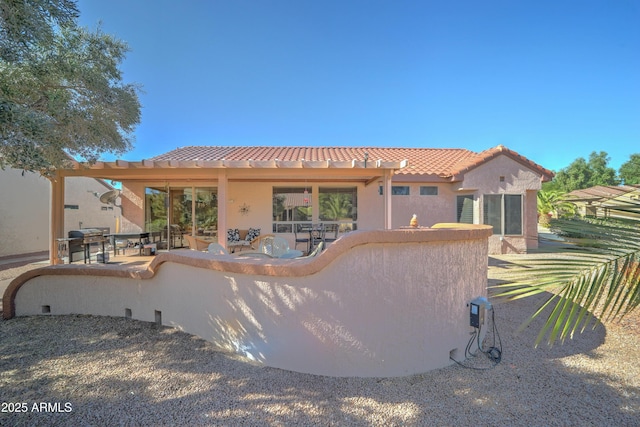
[0,0,79,61]
[0,0,141,172]
[619,153,640,185]
[552,151,619,192]
[587,151,619,186]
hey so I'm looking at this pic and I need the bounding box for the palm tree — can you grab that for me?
[537,190,577,226]
[492,214,640,346]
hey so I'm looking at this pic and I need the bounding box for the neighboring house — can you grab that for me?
[565,185,640,222]
[52,144,553,257]
[0,167,121,258]
[0,168,50,257]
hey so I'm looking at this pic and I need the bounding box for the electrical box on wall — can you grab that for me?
[469,296,489,328]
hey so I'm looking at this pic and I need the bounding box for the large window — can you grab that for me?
[483,194,522,235]
[272,186,358,233]
[272,187,312,232]
[319,187,357,231]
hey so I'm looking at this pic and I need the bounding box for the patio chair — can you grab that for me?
[249,233,275,250]
[323,224,339,244]
[310,223,325,248]
[256,235,290,257]
[293,224,310,251]
[206,242,229,255]
[306,241,324,257]
[227,228,262,252]
[184,234,210,251]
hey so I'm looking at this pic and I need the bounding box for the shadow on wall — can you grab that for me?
[6,226,494,377]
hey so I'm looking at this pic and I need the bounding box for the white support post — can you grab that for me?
[217,169,228,247]
[49,174,65,265]
[384,169,393,229]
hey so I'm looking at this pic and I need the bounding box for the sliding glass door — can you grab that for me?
[145,185,217,249]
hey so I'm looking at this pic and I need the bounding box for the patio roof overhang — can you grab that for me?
[47,157,408,265]
[57,158,408,184]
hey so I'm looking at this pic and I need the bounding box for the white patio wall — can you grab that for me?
[6,226,492,377]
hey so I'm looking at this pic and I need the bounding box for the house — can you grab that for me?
[50,144,553,259]
[0,166,121,258]
[565,185,640,222]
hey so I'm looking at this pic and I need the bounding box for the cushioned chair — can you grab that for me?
[227,228,261,252]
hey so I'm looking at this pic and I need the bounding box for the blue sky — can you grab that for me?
[77,0,639,173]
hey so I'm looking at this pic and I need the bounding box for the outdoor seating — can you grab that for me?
[305,241,324,257]
[227,228,261,252]
[293,224,310,251]
[323,224,339,244]
[237,235,303,258]
[257,235,290,257]
[310,223,325,249]
[184,235,210,251]
[206,242,228,255]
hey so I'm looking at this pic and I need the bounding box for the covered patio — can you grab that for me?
[48,155,407,264]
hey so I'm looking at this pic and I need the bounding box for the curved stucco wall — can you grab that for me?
[5,225,492,377]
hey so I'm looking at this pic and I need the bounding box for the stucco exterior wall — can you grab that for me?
[6,226,492,377]
[0,169,50,257]
[63,177,120,234]
[227,181,278,232]
[388,183,459,228]
[462,156,543,253]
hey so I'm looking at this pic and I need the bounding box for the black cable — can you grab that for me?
[450,306,503,370]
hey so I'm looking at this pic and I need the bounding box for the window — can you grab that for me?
[272,187,312,233]
[145,188,168,232]
[319,187,357,231]
[457,195,474,223]
[483,194,522,235]
[392,186,410,195]
[420,186,438,196]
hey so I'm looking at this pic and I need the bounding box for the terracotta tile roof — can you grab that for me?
[150,145,554,181]
[447,145,555,181]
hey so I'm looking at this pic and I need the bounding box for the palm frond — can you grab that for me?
[492,217,640,347]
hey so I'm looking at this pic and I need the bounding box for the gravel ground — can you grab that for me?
[1,257,639,426]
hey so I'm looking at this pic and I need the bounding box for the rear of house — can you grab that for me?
[109,145,552,254]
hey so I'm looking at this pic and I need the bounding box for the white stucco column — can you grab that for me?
[217,169,227,247]
[49,174,65,265]
[383,169,393,229]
